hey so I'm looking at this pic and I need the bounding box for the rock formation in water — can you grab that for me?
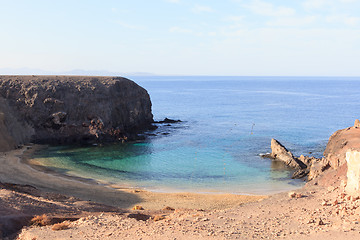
[0,75,153,151]
[267,119,360,182]
[270,138,306,169]
[267,138,312,178]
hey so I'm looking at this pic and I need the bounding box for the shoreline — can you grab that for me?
[24,143,305,196]
[0,145,267,211]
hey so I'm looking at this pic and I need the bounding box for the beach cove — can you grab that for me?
[1,75,360,239]
[16,76,360,195]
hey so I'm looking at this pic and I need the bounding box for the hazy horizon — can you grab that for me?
[1,68,360,78]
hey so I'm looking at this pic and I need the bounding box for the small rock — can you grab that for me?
[307,219,316,224]
[318,218,325,226]
[321,200,328,206]
[296,193,303,198]
[288,192,296,198]
[153,215,166,222]
[163,206,175,211]
[132,205,144,210]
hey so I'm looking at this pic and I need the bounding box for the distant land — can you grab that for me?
[0,68,155,77]
[1,68,360,79]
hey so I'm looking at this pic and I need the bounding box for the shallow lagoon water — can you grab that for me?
[31,76,360,194]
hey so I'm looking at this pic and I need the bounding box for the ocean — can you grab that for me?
[30,76,360,194]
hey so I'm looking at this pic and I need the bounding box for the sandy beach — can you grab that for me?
[0,146,266,211]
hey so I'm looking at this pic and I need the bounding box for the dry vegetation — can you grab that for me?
[51,221,70,231]
[30,214,51,227]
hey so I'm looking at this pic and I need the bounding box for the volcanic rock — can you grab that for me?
[270,139,307,169]
[155,118,182,124]
[324,126,360,169]
[0,75,153,150]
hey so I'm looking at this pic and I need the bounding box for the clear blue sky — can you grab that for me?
[1,0,360,76]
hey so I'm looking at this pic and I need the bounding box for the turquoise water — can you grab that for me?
[31,76,360,194]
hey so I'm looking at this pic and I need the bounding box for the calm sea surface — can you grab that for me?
[31,76,360,194]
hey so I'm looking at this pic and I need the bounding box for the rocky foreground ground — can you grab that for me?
[12,178,360,240]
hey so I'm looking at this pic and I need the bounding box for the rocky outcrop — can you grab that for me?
[308,120,360,186]
[266,139,329,179]
[270,139,307,169]
[0,75,153,149]
[324,123,360,169]
[154,118,182,124]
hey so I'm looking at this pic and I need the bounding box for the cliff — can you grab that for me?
[324,123,360,169]
[0,75,153,151]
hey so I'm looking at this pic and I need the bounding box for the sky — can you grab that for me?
[0,0,360,76]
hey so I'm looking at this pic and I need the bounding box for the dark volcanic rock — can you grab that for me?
[0,75,153,149]
[155,118,182,124]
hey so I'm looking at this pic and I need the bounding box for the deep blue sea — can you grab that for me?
[31,76,360,194]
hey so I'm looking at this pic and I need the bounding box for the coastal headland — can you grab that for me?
[1,76,360,239]
[0,75,154,151]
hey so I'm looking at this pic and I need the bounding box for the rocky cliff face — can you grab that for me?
[324,123,360,169]
[307,120,360,185]
[0,75,153,150]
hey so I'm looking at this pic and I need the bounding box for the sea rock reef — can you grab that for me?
[270,138,307,170]
[265,138,317,179]
[0,75,153,151]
